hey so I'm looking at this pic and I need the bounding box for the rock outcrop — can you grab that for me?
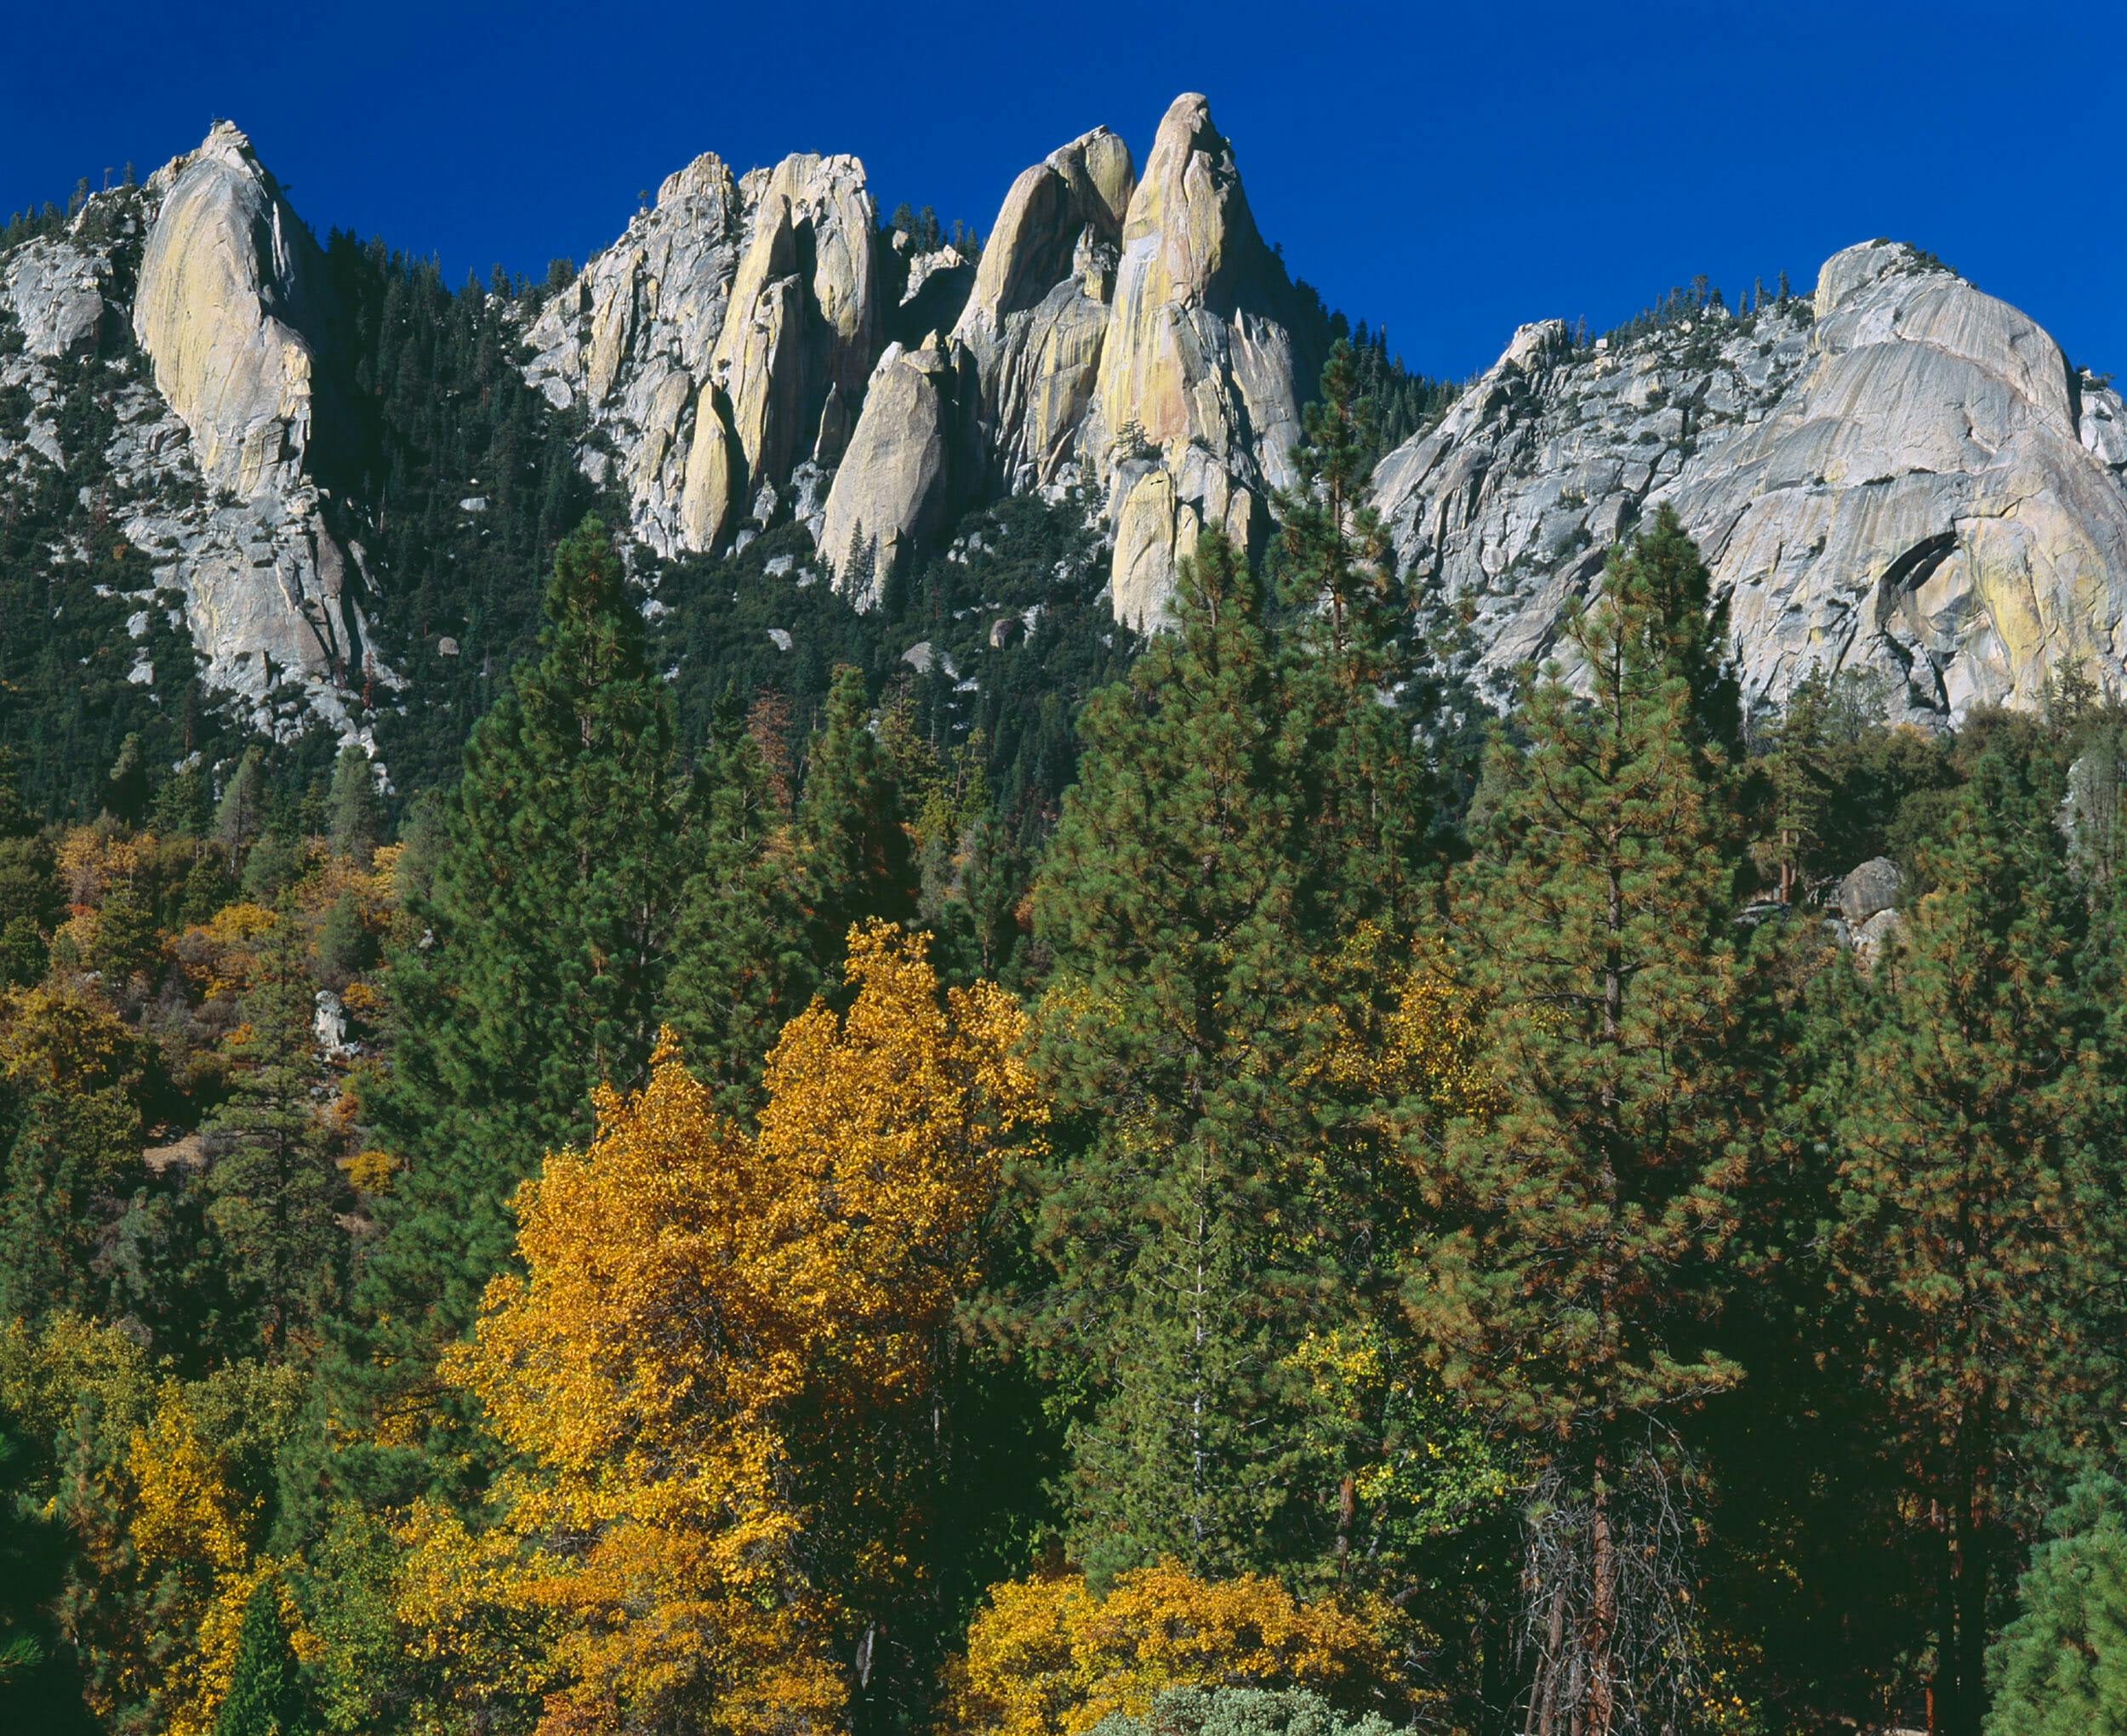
[524,150,875,559]
[524,152,748,556]
[21,105,2127,754]
[3,236,108,358]
[1375,242,2127,721]
[1089,94,1310,628]
[0,127,379,731]
[527,93,1312,627]
[818,335,979,602]
[123,124,370,718]
[134,122,332,499]
[949,127,1134,491]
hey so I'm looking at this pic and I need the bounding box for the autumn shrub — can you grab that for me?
[949,1559,1403,1736]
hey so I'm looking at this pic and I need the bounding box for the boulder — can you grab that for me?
[1836,857,1902,926]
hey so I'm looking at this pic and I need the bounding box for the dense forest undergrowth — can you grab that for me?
[3,344,2127,1736]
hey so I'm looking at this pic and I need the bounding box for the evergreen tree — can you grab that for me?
[1028,529,1344,1583]
[662,686,811,1108]
[215,748,269,860]
[149,763,212,839]
[103,732,150,825]
[1827,738,2123,1736]
[0,987,146,1324]
[0,745,29,839]
[1768,666,1835,902]
[795,664,916,966]
[344,518,687,1496]
[1411,514,1763,1734]
[206,895,345,1357]
[1987,1478,2127,1736]
[0,1421,91,1733]
[324,744,384,868]
[213,1581,313,1736]
[1273,339,1430,932]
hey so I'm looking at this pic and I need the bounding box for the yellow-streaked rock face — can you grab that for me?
[522,148,869,558]
[952,128,1136,495]
[133,122,328,499]
[679,390,737,553]
[1091,94,1307,622]
[711,154,876,494]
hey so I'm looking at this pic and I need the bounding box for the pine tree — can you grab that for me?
[662,686,811,1109]
[344,517,687,1498]
[1028,528,1337,1583]
[1769,666,1835,902]
[1986,1478,2127,1736]
[0,746,29,839]
[1411,512,1763,1734]
[0,984,146,1325]
[215,748,269,860]
[1826,737,2123,1736]
[795,664,916,969]
[1273,339,1430,934]
[206,895,345,1357]
[213,1581,312,1736]
[324,743,384,868]
[103,733,150,825]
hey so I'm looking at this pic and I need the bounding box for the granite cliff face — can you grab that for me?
[1375,242,2127,721]
[0,125,376,731]
[1088,94,1310,628]
[529,92,1314,623]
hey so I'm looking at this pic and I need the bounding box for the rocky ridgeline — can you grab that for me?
[1377,242,2127,721]
[524,91,1315,627]
[8,101,2127,743]
[0,122,379,736]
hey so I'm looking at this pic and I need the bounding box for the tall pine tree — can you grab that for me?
[1273,337,1430,935]
[343,517,687,1498]
[205,894,346,1357]
[1029,528,1354,1583]
[662,686,812,1109]
[1826,737,2124,1736]
[1411,509,1762,1735]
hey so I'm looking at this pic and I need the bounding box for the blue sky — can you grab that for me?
[4,1,2119,383]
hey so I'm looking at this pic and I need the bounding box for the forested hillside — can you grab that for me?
[4,341,2127,1736]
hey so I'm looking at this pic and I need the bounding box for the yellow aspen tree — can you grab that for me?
[403,922,1041,1736]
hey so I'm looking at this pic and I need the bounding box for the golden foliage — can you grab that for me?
[950,1560,1395,1736]
[55,825,138,908]
[343,1147,396,1195]
[109,1384,309,1736]
[1309,925,1495,1120]
[174,901,280,1000]
[0,979,141,1095]
[402,923,1041,1736]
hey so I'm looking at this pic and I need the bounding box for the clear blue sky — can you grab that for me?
[4,0,2118,383]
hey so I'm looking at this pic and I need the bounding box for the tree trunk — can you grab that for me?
[1588,1456,1618,1736]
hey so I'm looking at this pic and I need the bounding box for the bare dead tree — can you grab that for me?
[1514,1432,1706,1736]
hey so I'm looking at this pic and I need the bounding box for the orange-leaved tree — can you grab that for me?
[400,921,1041,1736]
